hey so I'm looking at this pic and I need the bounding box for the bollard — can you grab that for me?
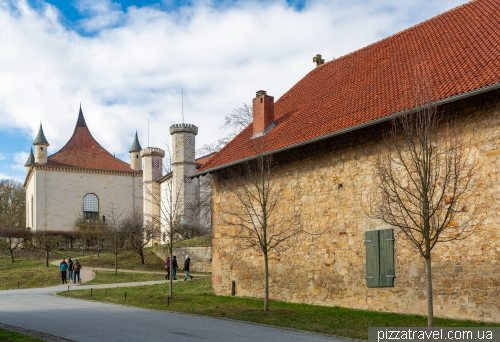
[231,281,235,296]
[68,286,69,292]
[91,288,92,297]
[18,282,19,289]
[125,292,127,301]
[167,297,170,305]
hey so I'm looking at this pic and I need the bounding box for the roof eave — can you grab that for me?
[190,81,500,178]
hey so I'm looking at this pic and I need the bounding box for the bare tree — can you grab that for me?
[33,230,65,267]
[221,138,319,311]
[0,179,26,228]
[369,76,486,327]
[197,104,252,156]
[122,209,160,265]
[0,227,31,262]
[103,204,127,274]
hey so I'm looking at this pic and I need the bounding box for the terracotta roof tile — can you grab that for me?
[47,110,137,172]
[198,0,500,174]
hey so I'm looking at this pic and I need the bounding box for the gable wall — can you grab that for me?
[211,89,500,322]
[27,168,142,231]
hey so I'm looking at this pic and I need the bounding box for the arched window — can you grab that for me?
[83,193,99,219]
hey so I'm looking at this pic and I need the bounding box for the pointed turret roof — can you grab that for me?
[129,131,142,152]
[25,148,35,166]
[33,123,49,145]
[46,106,138,172]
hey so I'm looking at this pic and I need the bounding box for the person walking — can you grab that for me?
[67,258,74,283]
[172,256,178,280]
[59,258,68,284]
[73,258,82,284]
[165,256,170,280]
[184,255,193,281]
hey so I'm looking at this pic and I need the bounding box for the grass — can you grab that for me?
[172,236,211,247]
[85,271,167,285]
[0,250,63,290]
[59,278,500,340]
[0,328,46,342]
[76,249,165,272]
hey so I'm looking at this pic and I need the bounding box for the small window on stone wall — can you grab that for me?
[364,229,395,287]
[83,193,99,220]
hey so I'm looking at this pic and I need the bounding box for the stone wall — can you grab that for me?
[26,167,142,231]
[154,246,212,273]
[211,89,500,322]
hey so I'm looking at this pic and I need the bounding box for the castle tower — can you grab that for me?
[129,131,142,171]
[170,123,198,225]
[33,123,49,164]
[25,148,35,173]
[140,147,165,227]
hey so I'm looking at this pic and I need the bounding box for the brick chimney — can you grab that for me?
[252,90,274,137]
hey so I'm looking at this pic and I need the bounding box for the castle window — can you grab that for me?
[364,229,395,287]
[40,147,43,151]
[83,193,99,220]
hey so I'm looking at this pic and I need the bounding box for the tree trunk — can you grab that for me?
[139,248,145,265]
[97,240,100,257]
[9,249,15,262]
[425,256,434,327]
[264,252,269,311]
[115,252,118,274]
[82,238,85,257]
[45,250,49,267]
[169,245,173,299]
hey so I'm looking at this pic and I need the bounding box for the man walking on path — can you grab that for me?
[165,257,170,280]
[67,258,74,283]
[73,259,82,284]
[59,258,68,284]
[172,256,178,280]
[184,255,193,281]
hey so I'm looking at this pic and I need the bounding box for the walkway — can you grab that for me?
[0,283,349,342]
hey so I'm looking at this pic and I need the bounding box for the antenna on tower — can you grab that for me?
[148,117,149,147]
[182,88,184,124]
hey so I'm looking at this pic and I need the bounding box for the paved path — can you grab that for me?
[0,283,350,342]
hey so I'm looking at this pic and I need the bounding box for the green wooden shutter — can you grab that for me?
[379,229,395,287]
[364,230,380,287]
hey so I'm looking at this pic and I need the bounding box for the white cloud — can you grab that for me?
[13,151,29,171]
[0,0,469,165]
[0,152,4,160]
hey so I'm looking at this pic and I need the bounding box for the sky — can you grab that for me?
[0,0,470,182]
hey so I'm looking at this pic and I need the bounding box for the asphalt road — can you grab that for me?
[0,284,350,342]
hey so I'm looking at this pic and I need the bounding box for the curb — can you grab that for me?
[53,288,364,341]
[0,322,76,342]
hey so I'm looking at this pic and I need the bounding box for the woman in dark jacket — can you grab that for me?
[172,256,178,280]
[184,255,193,281]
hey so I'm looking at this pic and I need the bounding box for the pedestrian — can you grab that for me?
[165,256,170,280]
[59,258,68,284]
[172,256,178,280]
[73,258,82,284]
[184,255,193,281]
[67,258,74,283]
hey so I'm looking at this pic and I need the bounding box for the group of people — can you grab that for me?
[59,257,82,284]
[165,255,193,281]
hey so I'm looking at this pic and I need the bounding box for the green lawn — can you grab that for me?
[60,278,500,340]
[76,249,165,272]
[0,250,63,290]
[0,328,46,342]
[85,270,167,285]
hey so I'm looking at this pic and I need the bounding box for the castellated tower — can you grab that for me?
[33,123,49,164]
[170,123,198,225]
[129,131,142,171]
[141,147,165,226]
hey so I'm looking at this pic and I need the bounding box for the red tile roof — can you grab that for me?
[198,0,500,174]
[47,110,138,172]
[195,153,216,166]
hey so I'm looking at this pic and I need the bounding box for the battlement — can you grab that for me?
[170,123,198,135]
[140,147,165,158]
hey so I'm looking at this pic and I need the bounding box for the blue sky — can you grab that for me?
[0,0,469,182]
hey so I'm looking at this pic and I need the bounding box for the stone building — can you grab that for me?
[195,0,500,321]
[24,107,210,239]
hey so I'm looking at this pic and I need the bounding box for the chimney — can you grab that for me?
[252,90,274,137]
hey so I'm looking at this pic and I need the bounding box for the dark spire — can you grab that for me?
[76,104,87,127]
[25,148,35,166]
[33,123,49,145]
[129,131,142,152]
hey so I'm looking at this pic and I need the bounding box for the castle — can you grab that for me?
[23,106,210,242]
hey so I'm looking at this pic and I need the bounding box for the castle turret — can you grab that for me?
[25,147,35,173]
[33,123,49,164]
[140,147,165,228]
[170,123,198,225]
[129,131,142,171]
